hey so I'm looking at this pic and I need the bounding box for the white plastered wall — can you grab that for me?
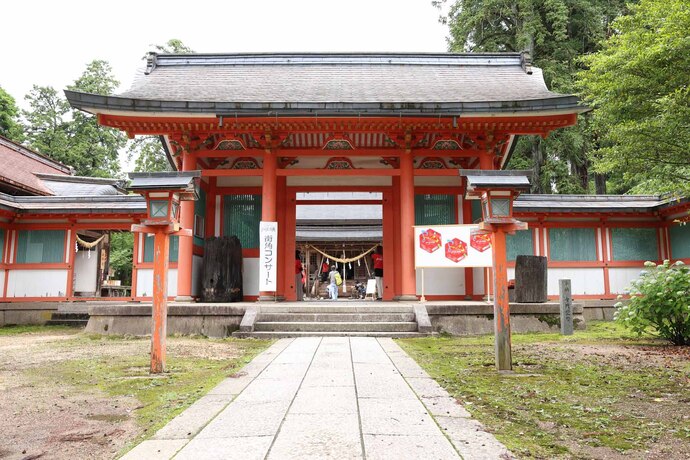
[416,268,465,295]
[547,268,605,296]
[136,268,178,297]
[73,249,99,294]
[0,270,4,297]
[609,267,644,294]
[7,270,69,297]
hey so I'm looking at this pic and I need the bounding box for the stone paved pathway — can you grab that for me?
[123,337,512,460]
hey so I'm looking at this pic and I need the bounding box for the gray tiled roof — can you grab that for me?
[65,52,585,116]
[37,174,125,196]
[128,171,201,191]
[513,195,678,213]
[0,193,146,214]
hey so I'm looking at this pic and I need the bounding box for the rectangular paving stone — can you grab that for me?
[197,399,291,438]
[422,395,472,418]
[405,376,452,398]
[234,377,302,403]
[120,439,188,460]
[290,385,358,414]
[363,434,460,460]
[255,362,311,380]
[268,412,362,460]
[435,415,515,460]
[153,394,232,440]
[175,435,273,460]
[207,375,256,396]
[359,397,440,436]
[301,368,354,387]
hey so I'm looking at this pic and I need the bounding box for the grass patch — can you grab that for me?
[398,322,690,459]
[32,335,272,456]
[0,324,77,336]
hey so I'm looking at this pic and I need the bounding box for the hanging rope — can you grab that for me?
[76,234,106,249]
[304,244,378,264]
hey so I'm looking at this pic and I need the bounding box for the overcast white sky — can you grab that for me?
[1,0,449,108]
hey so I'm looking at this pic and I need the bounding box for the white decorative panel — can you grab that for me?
[547,268,605,296]
[7,270,68,297]
[136,268,178,297]
[609,267,645,294]
[416,267,465,295]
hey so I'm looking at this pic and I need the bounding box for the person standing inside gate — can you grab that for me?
[328,265,339,300]
[372,245,383,300]
[295,250,304,301]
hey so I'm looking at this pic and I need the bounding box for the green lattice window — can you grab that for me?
[194,188,206,247]
[149,200,169,218]
[549,228,597,262]
[507,230,533,261]
[223,194,262,248]
[670,224,690,259]
[611,227,658,261]
[16,230,65,263]
[415,194,456,225]
[143,235,179,263]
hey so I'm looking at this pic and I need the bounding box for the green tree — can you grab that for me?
[23,60,127,177]
[108,232,134,286]
[0,86,24,142]
[152,38,195,54]
[437,0,629,193]
[578,0,690,194]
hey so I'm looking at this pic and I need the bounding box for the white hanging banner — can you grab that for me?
[259,221,278,291]
[414,224,493,268]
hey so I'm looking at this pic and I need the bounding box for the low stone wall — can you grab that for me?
[580,300,619,321]
[425,302,585,335]
[0,302,59,326]
[86,304,246,338]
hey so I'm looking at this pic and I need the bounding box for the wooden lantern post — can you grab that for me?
[128,172,200,374]
[461,170,531,371]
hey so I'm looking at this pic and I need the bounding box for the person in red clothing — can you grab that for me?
[320,260,330,282]
[371,245,383,300]
[295,250,304,301]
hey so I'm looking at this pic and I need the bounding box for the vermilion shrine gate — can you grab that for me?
[65,52,586,302]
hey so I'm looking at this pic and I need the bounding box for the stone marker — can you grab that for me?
[559,279,573,335]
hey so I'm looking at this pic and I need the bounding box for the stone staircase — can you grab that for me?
[233,303,433,338]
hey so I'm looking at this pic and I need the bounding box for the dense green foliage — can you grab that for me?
[0,85,23,141]
[23,60,127,177]
[578,0,690,194]
[437,0,629,193]
[108,232,134,285]
[615,260,690,345]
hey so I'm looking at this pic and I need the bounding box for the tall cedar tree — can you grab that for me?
[0,86,24,142]
[23,60,127,177]
[436,0,629,193]
[578,0,690,195]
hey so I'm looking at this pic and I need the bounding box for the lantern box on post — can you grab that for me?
[127,171,201,374]
[460,170,531,371]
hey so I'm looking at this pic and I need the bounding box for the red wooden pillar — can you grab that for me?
[392,177,402,298]
[205,177,216,239]
[479,152,495,170]
[283,189,297,301]
[260,150,277,300]
[176,152,197,301]
[151,229,170,373]
[491,227,512,370]
[382,188,395,300]
[275,177,287,299]
[398,153,417,300]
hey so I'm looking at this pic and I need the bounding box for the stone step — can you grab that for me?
[253,321,419,333]
[257,305,414,314]
[257,312,416,323]
[45,312,89,327]
[233,331,429,339]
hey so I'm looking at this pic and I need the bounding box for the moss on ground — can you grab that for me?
[0,324,77,335]
[27,333,271,456]
[398,322,690,459]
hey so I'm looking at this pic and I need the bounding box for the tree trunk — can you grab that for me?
[594,173,607,194]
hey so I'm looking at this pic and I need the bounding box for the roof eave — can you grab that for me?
[65,90,588,118]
